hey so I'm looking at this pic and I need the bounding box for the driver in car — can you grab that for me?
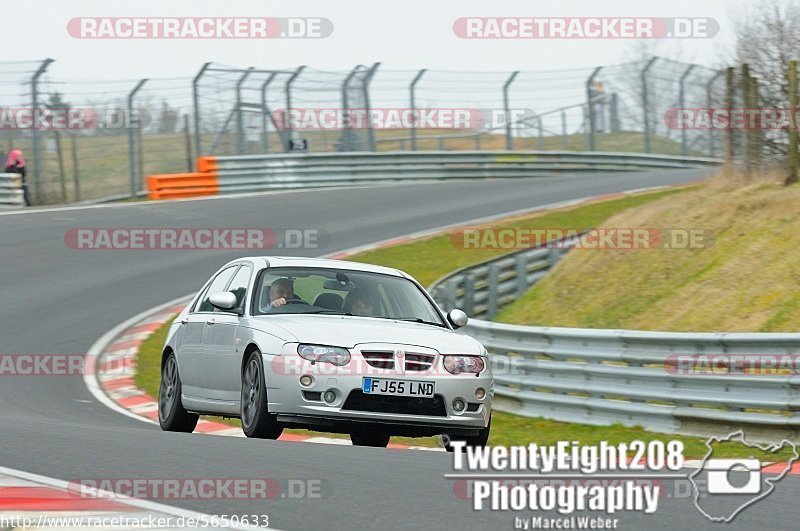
[344,288,376,317]
[267,277,305,308]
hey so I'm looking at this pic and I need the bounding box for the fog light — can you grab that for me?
[475,388,486,400]
[452,398,466,412]
[300,375,314,387]
[324,390,337,403]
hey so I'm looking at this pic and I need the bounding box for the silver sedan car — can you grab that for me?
[158,256,493,448]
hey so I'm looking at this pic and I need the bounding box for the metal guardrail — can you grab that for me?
[429,235,580,320]
[429,235,800,440]
[0,173,25,207]
[203,150,721,193]
[146,150,723,199]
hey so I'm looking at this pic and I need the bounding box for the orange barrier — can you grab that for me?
[147,172,218,200]
[196,156,218,173]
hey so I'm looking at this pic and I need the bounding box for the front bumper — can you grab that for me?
[265,344,493,432]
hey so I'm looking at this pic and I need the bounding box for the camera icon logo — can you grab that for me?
[706,459,761,494]
[690,431,799,522]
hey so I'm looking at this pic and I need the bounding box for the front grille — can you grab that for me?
[404,353,435,372]
[342,391,447,417]
[360,350,436,372]
[361,351,395,370]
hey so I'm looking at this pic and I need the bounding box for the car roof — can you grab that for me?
[232,256,409,278]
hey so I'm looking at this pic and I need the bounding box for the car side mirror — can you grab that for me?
[447,309,469,329]
[209,291,238,312]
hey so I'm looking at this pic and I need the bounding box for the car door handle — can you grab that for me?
[206,318,215,325]
[180,318,188,325]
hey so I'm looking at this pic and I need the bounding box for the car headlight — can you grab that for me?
[443,355,485,375]
[297,344,351,366]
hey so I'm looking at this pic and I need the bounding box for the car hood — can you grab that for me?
[249,314,481,353]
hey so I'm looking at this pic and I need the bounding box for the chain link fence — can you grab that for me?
[2,56,743,205]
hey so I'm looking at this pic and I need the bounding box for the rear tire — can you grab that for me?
[241,350,283,439]
[441,416,491,452]
[350,429,391,447]
[158,351,199,433]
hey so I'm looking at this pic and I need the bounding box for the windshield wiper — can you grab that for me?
[372,316,446,327]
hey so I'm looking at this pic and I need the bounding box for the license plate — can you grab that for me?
[362,377,435,398]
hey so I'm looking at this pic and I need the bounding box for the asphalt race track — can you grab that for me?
[4,170,796,530]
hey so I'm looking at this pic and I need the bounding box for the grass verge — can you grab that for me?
[493,178,800,332]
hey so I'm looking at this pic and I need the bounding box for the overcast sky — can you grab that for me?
[5,0,764,81]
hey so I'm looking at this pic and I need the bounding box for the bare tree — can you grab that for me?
[731,0,800,158]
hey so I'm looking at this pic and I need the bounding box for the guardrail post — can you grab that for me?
[30,58,53,204]
[363,62,380,152]
[705,70,723,157]
[487,263,500,318]
[503,71,519,150]
[548,245,561,268]
[462,274,475,315]
[235,67,255,156]
[284,66,306,152]
[444,278,459,312]
[192,62,211,161]
[410,69,426,151]
[585,66,602,151]
[260,72,279,153]
[679,64,696,156]
[127,78,147,198]
[515,254,529,297]
[641,57,659,154]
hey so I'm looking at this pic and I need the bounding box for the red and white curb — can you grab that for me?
[0,466,251,530]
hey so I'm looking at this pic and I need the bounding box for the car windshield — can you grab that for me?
[252,267,446,327]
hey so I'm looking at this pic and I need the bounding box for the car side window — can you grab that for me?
[195,266,239,313]
[225,265,252,313]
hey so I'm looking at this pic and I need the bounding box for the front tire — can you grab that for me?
[350,428,390,447]
[158,351,199,432]
[441,416,491,452]
[241,350,283,439]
